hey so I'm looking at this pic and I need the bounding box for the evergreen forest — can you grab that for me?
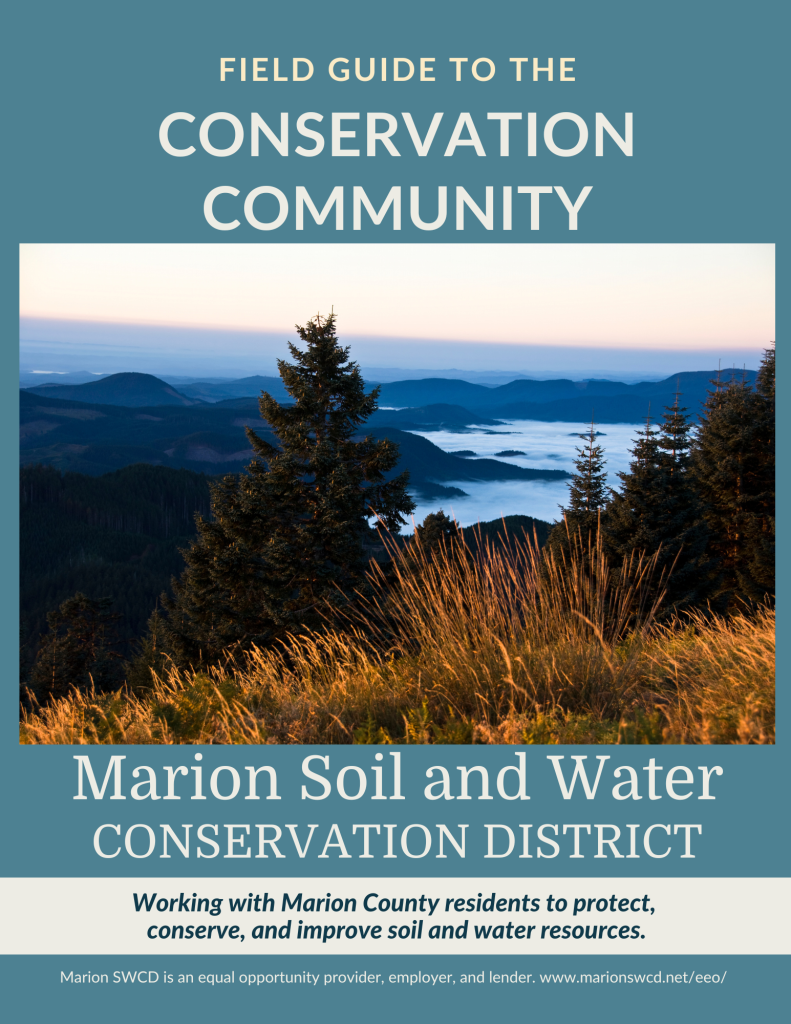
[20,319,775,746]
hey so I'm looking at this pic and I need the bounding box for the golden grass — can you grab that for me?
[20,528,774,745]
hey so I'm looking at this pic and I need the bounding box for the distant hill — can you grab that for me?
[20,390,268,476]
[178,376,292,403]
[476,394,686,423]
[460,514,552,552]
[374,376,629,408]
[369,428,569,500]
[24,372,202,408]
[378,370,758,418]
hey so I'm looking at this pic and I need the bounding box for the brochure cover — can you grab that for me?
[3,1,787,1021]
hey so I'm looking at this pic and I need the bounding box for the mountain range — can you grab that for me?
[23,368,755,422]
[22,366,757,498]
[375,370,757,420]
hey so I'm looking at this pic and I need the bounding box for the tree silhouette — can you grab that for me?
[606,397,711,612]
[692,349,774,607]
[29,592,122,702]
[162,313,415,664]
[548,417,608,553]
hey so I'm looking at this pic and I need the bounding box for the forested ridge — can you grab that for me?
[20,464,211,656]
[20,389,568,499]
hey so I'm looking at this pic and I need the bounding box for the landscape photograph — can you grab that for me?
[18,243,775,745]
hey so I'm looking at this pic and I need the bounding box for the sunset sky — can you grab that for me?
[19,244,774,378]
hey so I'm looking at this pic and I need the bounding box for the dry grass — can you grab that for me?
[20,527,774,745]
[637,607,775,744]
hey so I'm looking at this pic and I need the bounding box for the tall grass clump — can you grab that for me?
[20,525,774,745]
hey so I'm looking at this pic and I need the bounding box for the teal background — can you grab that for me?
[1,0,787,1018]
[2,745,786,876]
[1,956,782,1024]
[3,0,785,243]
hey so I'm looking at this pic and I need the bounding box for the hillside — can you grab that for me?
[370,428,568,494]
[460,514,552,551]
[24,372,202,407]
[474,393,692,423]
[177,375,292,403]
[20,462,554,657]
[377,369,758,417]
[20,463,212,652]
[20,391,568,500]
[20,391,264,476]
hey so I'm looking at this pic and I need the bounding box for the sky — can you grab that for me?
[19,244,774,378]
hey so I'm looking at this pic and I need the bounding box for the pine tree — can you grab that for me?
[605,411,664,560]
[162,313,416,664]
[123,608,171,692]
[28,592,122,703]
[744,345,775,594]
[692,353,775,608]
[605,397,711,612]
[654,389,712,609]
[414,509,460,552]
[548,418,608,552]
[400,509,461,574]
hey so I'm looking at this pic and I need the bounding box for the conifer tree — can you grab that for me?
[654,389,713,609]
[124,608,171,692]
[29,592,122,703]
[606,398,711,612]
[745,344,775,594]
[399,509,461,575]
[414,509,460,552]
[692,351,775,608]
[548,418,608,552]
[162,313,415,664]
[605,411,664,560]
